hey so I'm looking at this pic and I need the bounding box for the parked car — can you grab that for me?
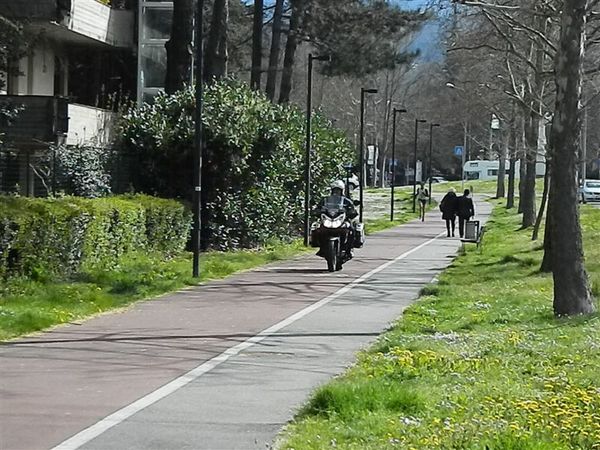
[579,179,600,203]
[428,176,448,184]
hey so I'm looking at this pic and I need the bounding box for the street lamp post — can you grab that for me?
[461,121,468,191]
[428,123,440,205]
[360,87,378,223]
[304,53,329,247]
[390,108,407,221]
[445,82,468,191]
[192,0,205,278]
[412,118,427,213]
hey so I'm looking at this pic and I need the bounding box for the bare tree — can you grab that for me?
[265,0,284,100]
[250,0,264,90]
[279,0,305,103]
[549,0,595,316]
[205,0,229,81]
[165,0,193,94]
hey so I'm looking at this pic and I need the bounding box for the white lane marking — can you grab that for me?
[51,231,446,450]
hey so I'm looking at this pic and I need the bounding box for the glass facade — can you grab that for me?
[138,1,173,105]
[142,7,173,40]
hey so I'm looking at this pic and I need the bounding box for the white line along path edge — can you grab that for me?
[52,231,446,450]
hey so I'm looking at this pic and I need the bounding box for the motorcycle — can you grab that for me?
[310,195,364,272]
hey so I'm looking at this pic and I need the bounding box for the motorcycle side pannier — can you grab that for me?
[310,225,320,248]
[353,223,365,248]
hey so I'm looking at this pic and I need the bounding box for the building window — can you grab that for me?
[140,44,168,88]
[488,169,498,176]
[138,2,174,105]
[142,7,173,40]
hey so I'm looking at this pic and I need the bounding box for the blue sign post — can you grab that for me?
[454,145,464,156]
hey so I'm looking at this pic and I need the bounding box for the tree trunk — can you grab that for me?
[521,107,537,228]
[532,162,549,241]
[165,0,194,94]
[507,117,517,209]
[550,0,595,316]
[518,155,526,212]
[518,117,526,213]
[250,0,263,90]
[496,139,506,198]
[204,0,229,81]
[540,179,553,272]
[265,0,284,101]
[279,0,304,104]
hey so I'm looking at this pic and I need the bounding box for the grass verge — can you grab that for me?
[0,240,309,341]
[364,190,436,235]
[278,201,600,450]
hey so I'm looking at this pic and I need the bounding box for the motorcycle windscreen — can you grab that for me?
[323,195,345,216]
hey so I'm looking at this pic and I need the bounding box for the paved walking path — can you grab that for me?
[1,199,491,450]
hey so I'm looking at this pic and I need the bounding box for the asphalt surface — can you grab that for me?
[1,199,491,450]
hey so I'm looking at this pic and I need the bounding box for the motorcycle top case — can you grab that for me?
[354,222,365,248]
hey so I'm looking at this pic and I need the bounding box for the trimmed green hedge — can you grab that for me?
[0,195,191,279]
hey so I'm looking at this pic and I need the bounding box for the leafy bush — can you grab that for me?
[30,144,113,198]
[0,195,191,279]
[117,79,354,250]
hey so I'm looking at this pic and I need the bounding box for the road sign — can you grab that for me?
[491,113,501,130]
[367,145,378,165]
[454,146,463,156]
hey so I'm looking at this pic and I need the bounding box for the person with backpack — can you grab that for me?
[439,187,458,237]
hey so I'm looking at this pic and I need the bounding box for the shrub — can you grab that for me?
[117,79,354,250]
[0,195,191,279]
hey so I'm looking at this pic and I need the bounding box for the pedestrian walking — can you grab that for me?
[439,187,458,237]
[456,188,475,238]
[416,183,429,222]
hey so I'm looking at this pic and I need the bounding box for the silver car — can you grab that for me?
[580,179,600,203]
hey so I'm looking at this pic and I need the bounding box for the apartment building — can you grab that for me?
[0,0,173,196]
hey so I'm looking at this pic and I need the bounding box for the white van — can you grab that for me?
[463,160,546,181]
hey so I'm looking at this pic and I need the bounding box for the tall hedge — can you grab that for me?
[118,80,354,250]
[0,195,191,279]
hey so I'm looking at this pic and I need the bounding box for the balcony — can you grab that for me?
[66,0,135,48]
[0,97,115,149]
[0,0,135,48]
[0,96,68,147]
[66,103,116,147]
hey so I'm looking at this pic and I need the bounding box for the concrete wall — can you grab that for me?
[67,103,115,148]
[9,46,58,96]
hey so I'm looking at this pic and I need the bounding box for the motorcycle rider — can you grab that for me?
[317,179,357,218]
[346,174,360,199]
[314,180,358,258]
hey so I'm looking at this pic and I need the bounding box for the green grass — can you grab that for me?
[445,179,500,195]
[363,189,436,234]
[278,202,600,450]
[0,240,309,341]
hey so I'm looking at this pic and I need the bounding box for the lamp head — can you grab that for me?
[445,82,456,89]
[362,88,378,94]
[394,108,408,113]
[432,123,441,127]
[417,119,427,123]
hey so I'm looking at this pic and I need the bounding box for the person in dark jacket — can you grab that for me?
[456,189,475,238]
[439,188,458,237]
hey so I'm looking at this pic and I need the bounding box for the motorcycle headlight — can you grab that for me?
[322,213,346,228]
